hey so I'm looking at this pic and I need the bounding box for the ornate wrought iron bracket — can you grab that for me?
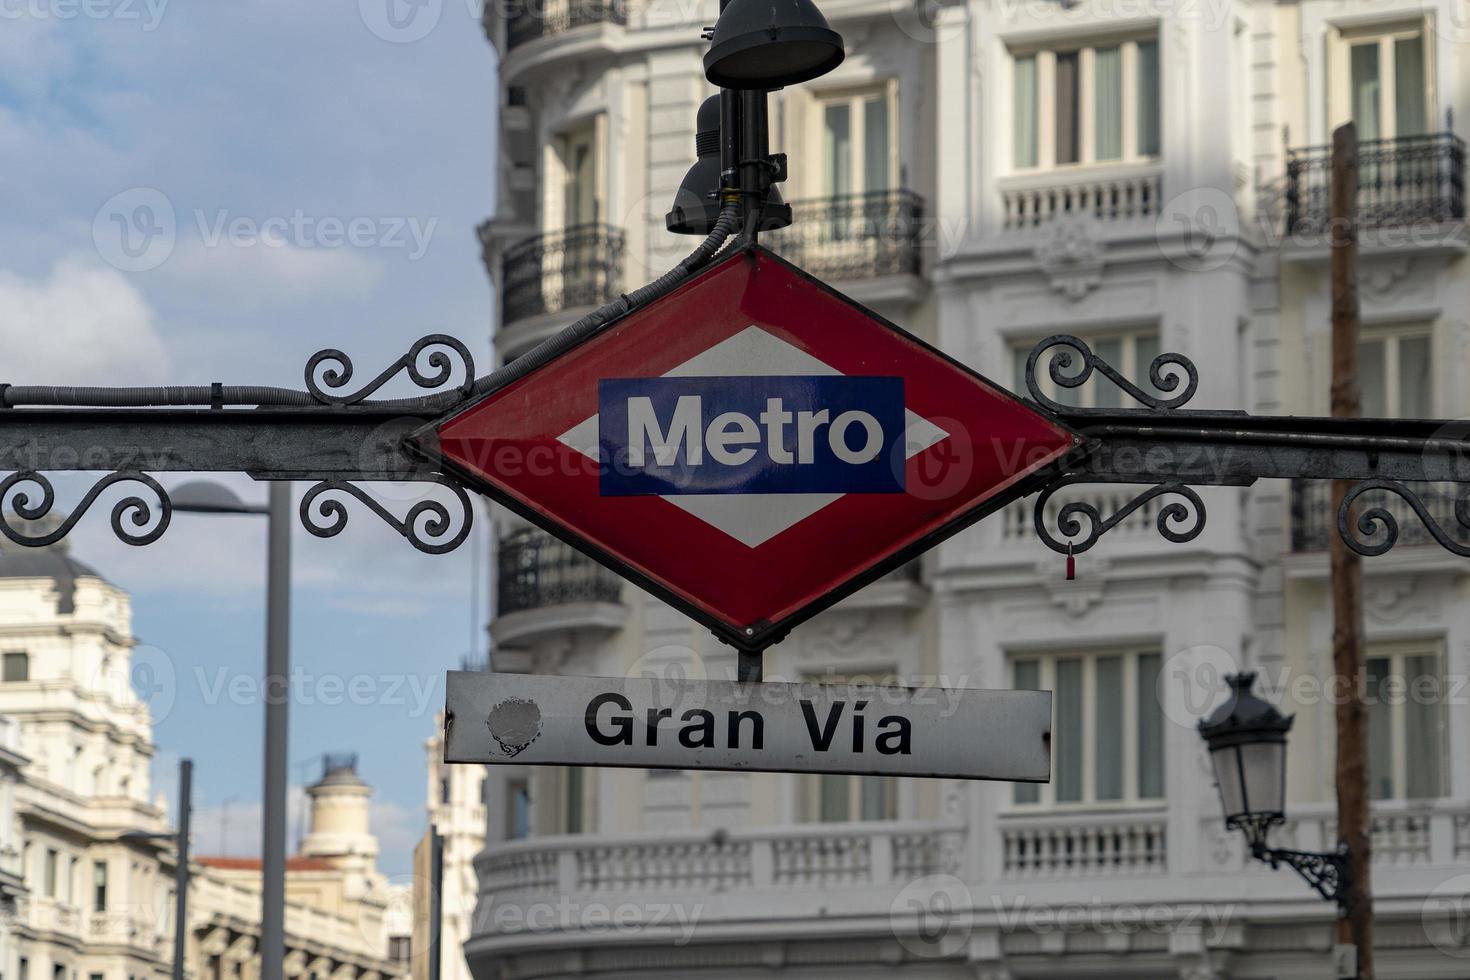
[1,332,1469,562]
[1032,478,1206,555]
[1337,477,1470,557]
[1253,840,1352,911]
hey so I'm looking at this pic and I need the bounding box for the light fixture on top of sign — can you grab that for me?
[703,0,845,89]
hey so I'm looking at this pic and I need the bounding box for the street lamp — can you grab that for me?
[119,758,192,980]
[702,0,844,89]
[1198,672,1351,909]
[171,480,291,980]
[666,95,791,235]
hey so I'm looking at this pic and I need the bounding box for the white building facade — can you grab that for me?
[467,0,1470,976]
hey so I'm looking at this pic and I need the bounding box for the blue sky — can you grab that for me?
[0,0,497,876]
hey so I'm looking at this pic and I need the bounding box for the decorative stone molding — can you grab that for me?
[1033,216,1104,301]
[1361,256,1413,300]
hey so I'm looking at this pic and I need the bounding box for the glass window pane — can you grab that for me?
[1394,36,1427,136]
[1136,653,1164,798]
[1013,660,1041,804]
[824,103,852,196]
[565,767,584,833]
[1135,332,1162,379]
[1095,655,1124,800]
[1014,55,1039,168]
[1055,658,1084,802]
[1404,653,1442,798]
[1095,338,1124,408]
[1094,46,1123,161]
[1014,661,1041,803]
[863,96,890,192]
[1358,339,1387,417]
[1397,335,1431,418]
[1350,43,1381,140]
[819,774,850,821]
[1137,40,1161,156]
[1365,658,1394,799]
[1055,51,1080,165]
[860,776,892,820]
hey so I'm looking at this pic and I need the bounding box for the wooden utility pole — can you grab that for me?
[1328,120,1373,979]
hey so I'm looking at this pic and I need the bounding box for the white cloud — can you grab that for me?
[0,256,170,385]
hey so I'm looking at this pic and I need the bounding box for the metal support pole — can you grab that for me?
[738,89,771,241]
[428,828,444,980]
[737,649,762,682]
[172,759,192,980]
[1329,120,1373,980]
[261,481,291,980]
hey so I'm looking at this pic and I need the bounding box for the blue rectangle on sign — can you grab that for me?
[599,375,906,496]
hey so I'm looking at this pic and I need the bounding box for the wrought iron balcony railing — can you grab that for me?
[1285,133,1466,236]
[506,0,626,50]
[500,223,625,326]
[1289,479,1470,553]
[497,527,623,615]
[766,189,925,281]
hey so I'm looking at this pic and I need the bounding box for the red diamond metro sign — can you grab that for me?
[412,247,1080,651]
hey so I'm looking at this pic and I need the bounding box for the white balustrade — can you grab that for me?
[999,810,1168,876]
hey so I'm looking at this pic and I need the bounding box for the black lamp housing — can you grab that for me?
[1198,671,1293,847]
[666,95,792,235]
[703,0,845,90]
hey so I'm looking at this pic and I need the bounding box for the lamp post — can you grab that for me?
[1198,672,1353,909]
[170,480,290,980]
[121,758,192,980]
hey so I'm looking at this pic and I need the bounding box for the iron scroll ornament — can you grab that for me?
[0,471,171,547]
[305,334,476,407]
[1336,478,1470,558]
[1025,334,1200,413]
[1032,479,1207,556]
[299,479,474,556]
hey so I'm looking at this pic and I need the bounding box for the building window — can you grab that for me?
[1011,649,1164,806]
[1012,37,1161,170]
[801,673,899,822]
[2,652,28,682]
[44,848,57,898]
[505,778,531,840]
[556,121,602,228]
[439,776,451,805]
[1358,326,1431,418]
[1366,646,1445,800]
[1336,22,1430,139]
[93,861,107,913]
[816,85,896,197]
[562,767,585,834]
[1014,329,1160,408]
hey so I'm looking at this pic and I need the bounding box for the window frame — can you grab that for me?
[2,651,29,683]
[1329,19,1436,140]
[1008,32,1161,173]
[1009,647,1166,810]
[794,80,901,199]
[1355,323,1433,419]
[799,670,902,823]
[1365,641,1447,801]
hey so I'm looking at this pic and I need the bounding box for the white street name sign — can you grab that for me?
[444,671,1051,781]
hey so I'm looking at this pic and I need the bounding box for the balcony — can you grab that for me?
[1289,479,1470,554]
[505,0,626,51]
[473,821,965,937]
[499,224,624,355]
[998,164,1162,229]
[1285,133,1465,240]
[765,190,926,305]
[492,527,627,648]
[999,808,1168,877]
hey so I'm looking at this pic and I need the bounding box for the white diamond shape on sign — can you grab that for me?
[557,325,949,547]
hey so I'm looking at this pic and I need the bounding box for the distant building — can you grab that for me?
[412,710,486,980]
[0,527,406,979]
